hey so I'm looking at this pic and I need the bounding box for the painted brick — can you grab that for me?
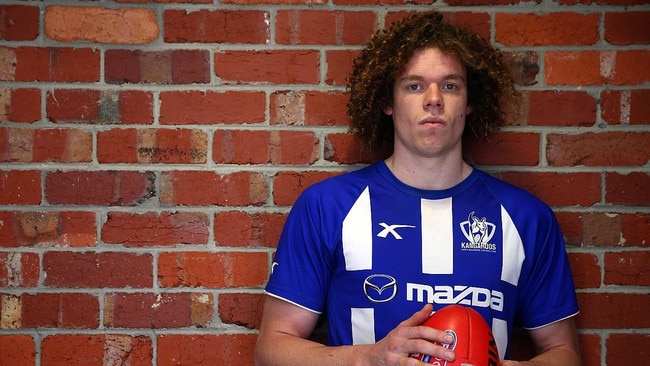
[101,211,210,247]
[606,333,650,365]
[576,292,650,329]
[104,292,193,328]
[98,128,208,164]
[214,211,286,248]
[0,211,96,248]
[218,292,265,329]
[164,9,269,44]
[272,171,340,206]
[158,251,268,288]
[159,90,266,125]
[276,10,376,45]
[463,132,541,166]
[0,5,40,41]
[15,47,100,82]
[0,252,39,287]
[215,50,320,84]
[271,90,349,127]
[44,251,153,288]
[605,11,650,45]
[0,335,35,365]
[105,49,210,84]
[44,5,158,44]
[496,13,599,46]
[498,171,601,207]
[526,90,597,126]
[546,132,650,167]
[21,292,99,328]
[0,170,41,205]
[606,172,650,207]
[567,252,601,289]
[45,170,155,206]
[0,88,40,122]
[213,129,319,164]
[160,171,268,206]
[601,89,650,125]
[157,334,256,366]
[605,251,650,286]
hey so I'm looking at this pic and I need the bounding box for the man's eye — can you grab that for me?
[442,83,459,90]
[407,84,421,91]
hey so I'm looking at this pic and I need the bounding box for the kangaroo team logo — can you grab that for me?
[460,212,497,252]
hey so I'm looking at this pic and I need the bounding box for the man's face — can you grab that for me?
[383,47,472,160]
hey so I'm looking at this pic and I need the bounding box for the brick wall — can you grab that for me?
[0,1,648,365]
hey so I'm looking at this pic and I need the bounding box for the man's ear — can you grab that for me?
[382,105,393,115]
[465,104,473,115]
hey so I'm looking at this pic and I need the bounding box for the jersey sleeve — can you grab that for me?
[264,186,337,314]
[516,205,579,329]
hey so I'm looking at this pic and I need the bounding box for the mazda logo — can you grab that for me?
[364,274,398,303]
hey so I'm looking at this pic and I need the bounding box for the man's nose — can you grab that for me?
[424,85,443,109]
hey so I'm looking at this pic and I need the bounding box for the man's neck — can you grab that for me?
[384,153,472,191]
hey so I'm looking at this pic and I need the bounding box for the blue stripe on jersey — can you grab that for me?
[265,161,579,359]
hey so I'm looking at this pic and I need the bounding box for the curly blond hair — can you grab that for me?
[347,11,519,151]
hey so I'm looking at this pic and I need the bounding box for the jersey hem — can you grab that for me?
[265,291,323,315]
[523,311,580,330]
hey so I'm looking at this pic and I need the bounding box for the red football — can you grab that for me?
[410,304,499,366]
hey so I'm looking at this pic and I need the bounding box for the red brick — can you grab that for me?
[0,5,40,41]
[606,333,650,365]
[463,132,541,166]
[605,12,650,45]
[45,170,155,206]
[119,90,153,124]
[44,251,153,288]
[271,90,349,127]
[0,252,39,287]
[604,251,650,286]
[214,211,286,248]
[218,292,265,329]
[0,335,35,365]
[325,49,359,86]
[545,51,601,86]
[44,5,158,44]
[560,0,647,4]
[601,89,650,125]
[21,292,99,328]
[526,90,597,126]
[503,51,539,86]
[215,50,320,84]
[16,128,92,163]
[547,132,650,167]
[104,292,192,328]
[157,334,256,366]
[41,334,153,366]
[160,171,268,206]
[158,251,268,288]
[98,128,208,164]
[576,292,650,329]
[164,9,269,44]
[324,133,390,165]
[445,0,540,4]
[0,170,41,205]
[607,50,650,85]
[213,130,319,164]
[15,47,99,82]
[101,211,210,247]
[1,88,41,122]
[620,213,650,248]
[105,49,210,84]
[273,171,340,206]
[496,12,599,46]
[0,211,96,248]
[568,252,601,289]
[606,172,650,206]
[276,10,376,45]
[498,171,601,207]
[386,11,491,40]
[578,334,602,366]
[46,89,101,123]
[159,90,266,125]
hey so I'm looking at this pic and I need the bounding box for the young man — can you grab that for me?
[256,11,581,366]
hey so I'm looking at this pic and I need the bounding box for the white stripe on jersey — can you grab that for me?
[351,307,376,344]
[343,187,373,271]
[492,317,508,360]
[500,206,525,285]
[421,198,454,274]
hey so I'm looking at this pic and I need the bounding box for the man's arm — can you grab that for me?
[255,296,456,366]
[501,317,581,366]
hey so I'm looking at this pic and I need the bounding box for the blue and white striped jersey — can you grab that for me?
[265,161,579,359]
